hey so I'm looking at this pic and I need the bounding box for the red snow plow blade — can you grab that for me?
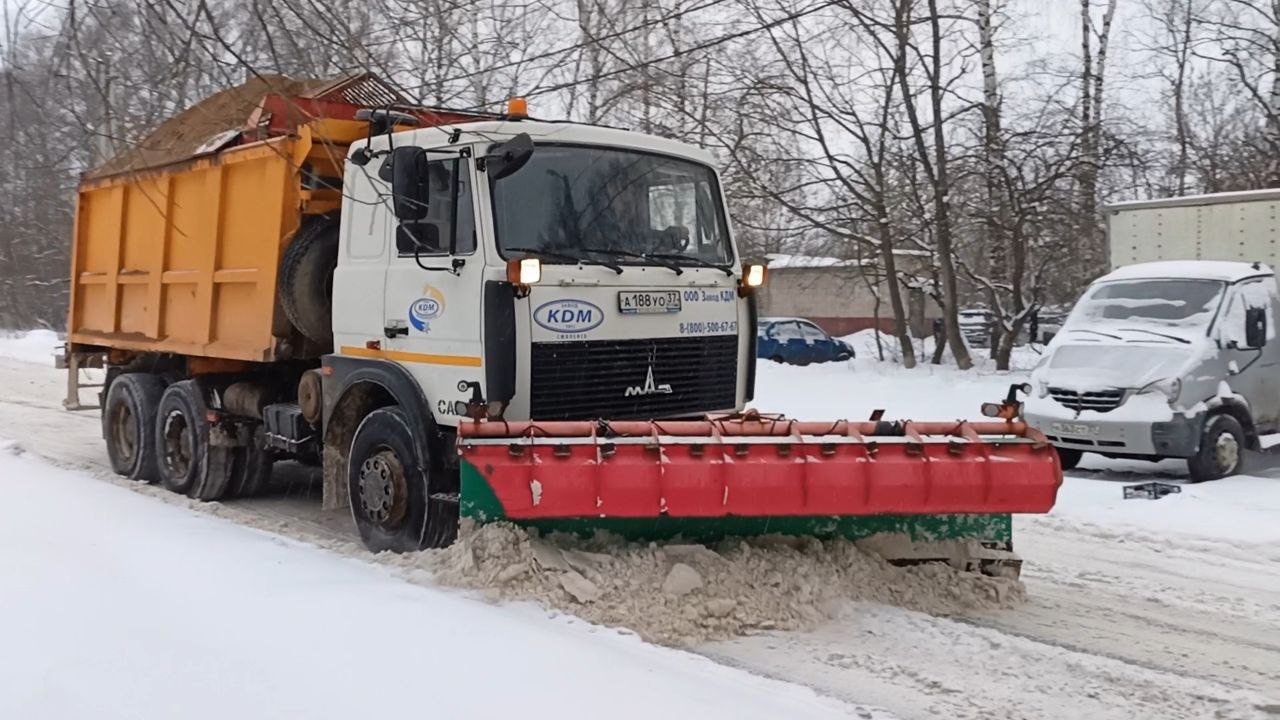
[456,415,1062,547]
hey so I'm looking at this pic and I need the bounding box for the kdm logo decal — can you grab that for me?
[533,299,603,334]
[408,287,446,332]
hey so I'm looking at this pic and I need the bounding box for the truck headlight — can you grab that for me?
[507,257,542,285]
[742,263,767,288]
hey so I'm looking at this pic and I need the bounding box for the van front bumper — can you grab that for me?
[1024,405,1203,459]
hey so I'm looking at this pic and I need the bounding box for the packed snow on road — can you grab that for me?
[1,330,1277,720]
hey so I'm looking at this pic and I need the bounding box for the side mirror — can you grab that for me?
[386,146,429,220]
[487,133,535,180]
[1245,306,1268,349]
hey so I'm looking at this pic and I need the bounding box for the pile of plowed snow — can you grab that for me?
[386,521,1025,647]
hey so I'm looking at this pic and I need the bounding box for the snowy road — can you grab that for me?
[2,339,1279,719]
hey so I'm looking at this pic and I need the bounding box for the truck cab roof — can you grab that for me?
[1100,260,1272,284]
[364,119,720,168]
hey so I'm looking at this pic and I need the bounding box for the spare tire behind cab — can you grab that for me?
[278,213,340,347]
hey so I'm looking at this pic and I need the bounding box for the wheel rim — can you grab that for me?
[358,449,409,529]
[1214,431,1240,474]
[109,402,137,464]
[161,409,193,479]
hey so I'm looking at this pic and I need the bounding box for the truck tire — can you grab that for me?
[102,373,165,482]
[348,406,458,552]
[279,214,339,346]
[226,427,274,498]
[1055,446,1082,471]
[1188,414,1245,483]
[155,380,234,500]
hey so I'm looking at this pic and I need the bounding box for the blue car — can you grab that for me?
[757,317,855,365]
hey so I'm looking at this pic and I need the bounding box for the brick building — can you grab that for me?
[757,252,932,337]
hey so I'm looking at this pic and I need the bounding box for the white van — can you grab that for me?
[1025,190,1280,481]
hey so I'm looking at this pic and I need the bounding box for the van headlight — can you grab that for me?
[1145,377,1182,405]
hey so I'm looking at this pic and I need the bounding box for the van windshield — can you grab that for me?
[1062,279,1225,336]
[489,144,733,268]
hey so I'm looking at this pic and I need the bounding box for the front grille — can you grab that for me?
[1048,388,1124,413]
[530,336,738,420]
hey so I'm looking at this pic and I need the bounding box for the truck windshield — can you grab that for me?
[1062,279,1225,334]
[489,144,733,268]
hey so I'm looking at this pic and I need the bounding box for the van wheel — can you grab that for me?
[103,373,165,481]
[1055,446,1082,471]
[1188,415,1245,483]
[348,407,458,552]
[155,380,234,500]
[770,355,785,364]
[279,214,339,347]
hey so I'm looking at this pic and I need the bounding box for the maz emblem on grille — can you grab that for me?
[625,365,673,397]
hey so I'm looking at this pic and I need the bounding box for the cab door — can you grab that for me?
[798,320,837,362]
[381,152,486,421]
[1225,277,1280,429]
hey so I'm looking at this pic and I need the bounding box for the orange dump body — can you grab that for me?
[68,74,489,363]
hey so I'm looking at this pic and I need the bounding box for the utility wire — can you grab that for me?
[460,0,840,110]
[400,0,732,91]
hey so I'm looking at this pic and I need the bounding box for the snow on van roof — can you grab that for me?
[1102,260,1272,283]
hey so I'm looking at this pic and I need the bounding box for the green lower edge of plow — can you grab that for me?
[458,461,1012,544]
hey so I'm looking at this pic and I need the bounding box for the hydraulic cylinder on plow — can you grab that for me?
[456,403,1063,577]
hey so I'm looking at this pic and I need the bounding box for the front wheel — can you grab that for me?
[1188,414,1245,483]
[348,407,457,552]
[1055,446,1083,471]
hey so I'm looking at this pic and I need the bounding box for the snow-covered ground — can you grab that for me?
[0,447,857,720]
[0,328,59,366]
[2,328,1278,719]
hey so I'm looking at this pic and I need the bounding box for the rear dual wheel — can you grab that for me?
[348,407,457,552]
[155,380,235,500]
[103,374,166,481]
[153,380,274,500]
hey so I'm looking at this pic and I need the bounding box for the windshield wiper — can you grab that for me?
[644,252,734,276]
[582,246,683,275]
[1067,328,1123,340]
[504,246,623,274]
[1117,327,1191,344]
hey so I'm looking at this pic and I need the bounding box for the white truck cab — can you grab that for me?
[329,119,757,431]
[1026,190,1280,481]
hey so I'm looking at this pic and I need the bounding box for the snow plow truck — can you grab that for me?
[62,75,1061,572]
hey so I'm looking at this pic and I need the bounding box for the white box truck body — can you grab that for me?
[1024,190,1280,481]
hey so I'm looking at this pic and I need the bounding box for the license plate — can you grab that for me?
[1051,421,1099,437]
[618,290,681,314]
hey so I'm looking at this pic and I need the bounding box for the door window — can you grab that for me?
[771,321,803,340]
[396,158,476,257]
[799,322,829,343]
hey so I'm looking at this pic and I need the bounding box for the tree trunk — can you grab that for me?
[892,0,971,369]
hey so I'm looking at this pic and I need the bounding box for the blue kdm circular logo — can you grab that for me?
[533,299,603,334]
[408,290,445,332]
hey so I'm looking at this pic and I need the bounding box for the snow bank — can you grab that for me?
[840,329,1043,372]
[0,329,59,366]
[391,522,1024,647]
[753,354,1029,421]
[0,448,862,720]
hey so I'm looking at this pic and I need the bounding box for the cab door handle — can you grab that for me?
[384,323,408,338]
